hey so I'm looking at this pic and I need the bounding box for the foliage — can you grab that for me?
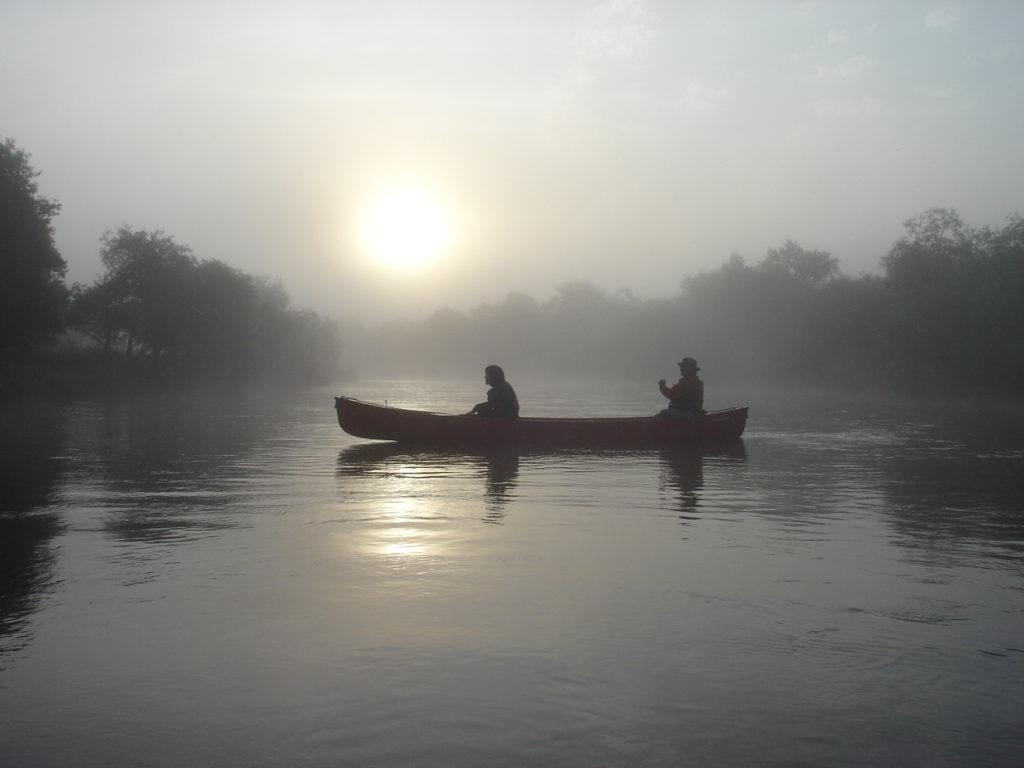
[761,240,839,286]
[357,214,1024,398]
[0,138,68,356]
[2,135,1019,401]
[879,209,1024,392]
[71,228,198,357]
[69,227,342,386]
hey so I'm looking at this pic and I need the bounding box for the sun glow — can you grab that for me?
[359,188,453,272]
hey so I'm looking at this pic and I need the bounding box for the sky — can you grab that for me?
[3,0,1023,323]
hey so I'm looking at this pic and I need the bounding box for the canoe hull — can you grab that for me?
[334,396,748,446]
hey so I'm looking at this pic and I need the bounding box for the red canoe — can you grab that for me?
[334,396,748,446]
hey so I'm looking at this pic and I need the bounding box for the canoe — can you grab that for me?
[334,396,748,446]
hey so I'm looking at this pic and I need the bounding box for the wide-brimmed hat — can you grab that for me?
[678,357,699,371]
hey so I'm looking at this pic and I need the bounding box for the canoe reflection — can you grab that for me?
[336,443,520,523]
[660,439,747,522]
[337,438,746,524]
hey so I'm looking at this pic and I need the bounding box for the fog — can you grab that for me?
[339,213,1024,401]
[3,0,1022,326]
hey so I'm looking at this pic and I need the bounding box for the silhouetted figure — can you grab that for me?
[482,448,520,523]
[658,357,705,417]
[660,448,704,522]
[468,365,519,418]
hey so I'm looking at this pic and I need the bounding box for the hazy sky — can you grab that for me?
[3,0,1022,322]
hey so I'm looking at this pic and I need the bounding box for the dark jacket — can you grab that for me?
[659,374,704,412]
[472,381,519,418]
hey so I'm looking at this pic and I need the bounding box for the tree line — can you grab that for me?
[1,138,342,398]
[5,135,1022,400]
[355,209,1023,398]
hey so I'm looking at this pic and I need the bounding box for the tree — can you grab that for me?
[761,240,839,286]
[0,138,68,355]
[881,208,973,288]
[69,227,344,386]
[876,208,1024,392]
[72,227,198,358]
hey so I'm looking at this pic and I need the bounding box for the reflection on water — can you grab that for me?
[337,439,748,528]
[338,443,522,524]
[0,405,65,514]
[660,439,747,522]
[482,450,519,523]
[3,385,1024,768]
[1,392,308,645]
[0,515,62,648]
[66,392,301,545]
[0,404,65,649]
[878,418,1024,567]
[363,497,446,567]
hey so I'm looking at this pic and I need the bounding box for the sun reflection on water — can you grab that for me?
[365,497,441,562]
[376,526,429,558]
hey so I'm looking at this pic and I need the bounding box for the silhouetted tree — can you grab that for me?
[878,208,1022,392]
[70,227,343,386]
[678,253,794,380]
[882,208,972,283]
[468,292,542,372]
[0,138,68,356]
[348,208,1023,398]
[761,240,840,286]
[536,281,647,375]
[91,227,198,358]
[804,274,889,386]
[979,215,1024,391]
[421,307,474,373]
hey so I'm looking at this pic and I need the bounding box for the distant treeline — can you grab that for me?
[5,135,1023,401]
[2,137,342,399]
[356,208,1024,398]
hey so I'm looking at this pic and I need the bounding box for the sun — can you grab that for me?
[359,189,452,272]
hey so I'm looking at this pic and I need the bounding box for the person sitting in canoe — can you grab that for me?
[468,364,519,418]
[658,357,705,417]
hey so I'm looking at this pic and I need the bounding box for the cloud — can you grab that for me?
[921,83,975,112]
[578,0,655,63]
[814,54,878,79]
[811,97,881,119]
[990,44,1021,60]
[682,77,730,112]
[544,0,656,140]
[925,5,960,31]
[924,84,960,100]
[826,29,849,46]
[795,2,821,20]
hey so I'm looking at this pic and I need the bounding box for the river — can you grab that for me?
[1,379,1022,767]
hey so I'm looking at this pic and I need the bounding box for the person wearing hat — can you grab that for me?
[658,357,705,416]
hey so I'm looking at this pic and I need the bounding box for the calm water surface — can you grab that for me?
[1,380,1022,767]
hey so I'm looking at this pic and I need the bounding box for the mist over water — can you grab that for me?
[1,381,1022,767]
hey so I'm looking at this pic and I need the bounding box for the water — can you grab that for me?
[1,380,1023,767]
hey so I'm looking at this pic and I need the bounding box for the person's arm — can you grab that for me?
[659,379,677,399]
[469,392,496,416]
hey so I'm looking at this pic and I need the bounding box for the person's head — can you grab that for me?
[678,357,700,375]
[485,364,506,386]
